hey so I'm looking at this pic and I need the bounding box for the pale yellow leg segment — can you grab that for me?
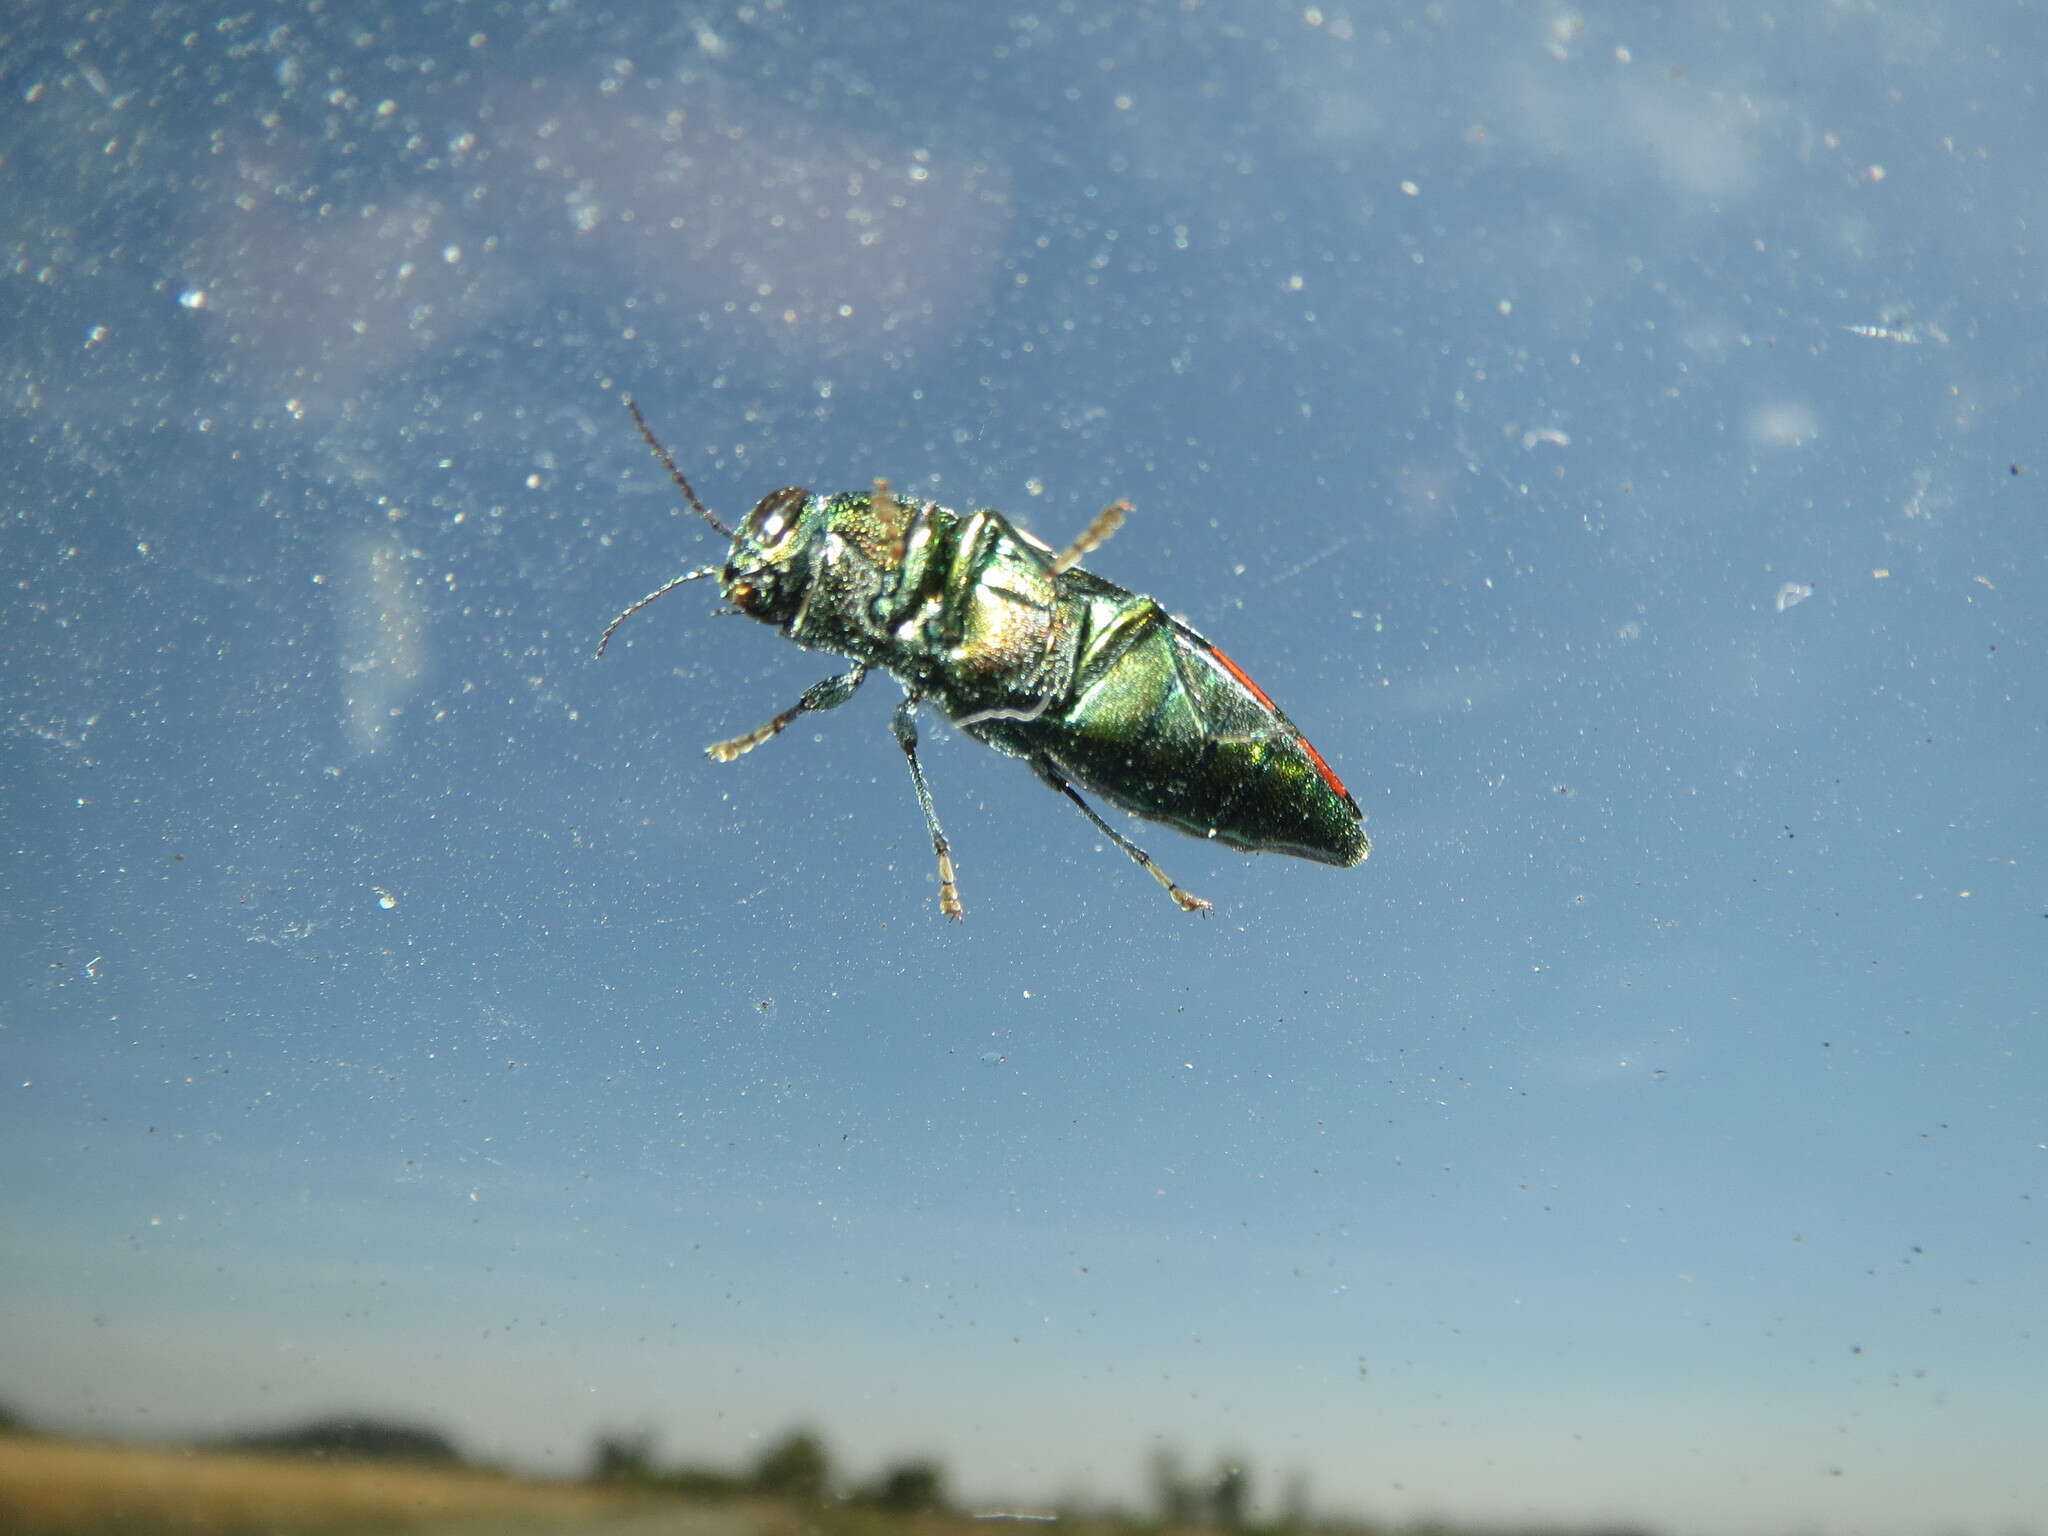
[872,477,911,569]
[706,717,788,762]
[1051,500,1131,574]
[935,848,964,922]
[705,667,868,763]
[891,695,965,921]
[1034,759,1211,913]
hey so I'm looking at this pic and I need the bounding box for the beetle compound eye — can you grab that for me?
[746,488,809,549]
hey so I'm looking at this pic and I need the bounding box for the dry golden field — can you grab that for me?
[0,1432,756,1535]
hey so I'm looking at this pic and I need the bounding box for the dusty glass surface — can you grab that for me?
[3,5,2043,1534]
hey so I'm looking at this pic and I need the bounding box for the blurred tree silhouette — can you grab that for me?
[1278,1469,1312,1533]
[1150,1446,1198,1526]
[216,1415,462,1465]
[863,1458,947,1513]
[754,1427,831,1503]
[1209,1459,1250,1532]
[590,1428,658,1483]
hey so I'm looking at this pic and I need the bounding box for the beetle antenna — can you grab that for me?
[595,565,721,658]
[624,395,732,539]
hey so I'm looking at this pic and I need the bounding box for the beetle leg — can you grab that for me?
[1049,499,1130,574]
[1031,759,1212,914]
[871,477,911,569]
[890,694,964,921]
[706,665,868,762]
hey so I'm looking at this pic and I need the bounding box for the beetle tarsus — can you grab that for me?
[892,694,965,920]
[706,666,868,761]
[706,722,780,761]
[1034,760,1209,914]
[1050,499,1130,574]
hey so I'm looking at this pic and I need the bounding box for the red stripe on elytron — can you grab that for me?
[1209,645,1277,708]
[1209,646,1353,801]
[1293,733,1353,803]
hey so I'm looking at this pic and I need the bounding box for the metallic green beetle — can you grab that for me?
[598,399,1368,918]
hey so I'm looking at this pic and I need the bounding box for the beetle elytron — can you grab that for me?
[597,398,1367,918]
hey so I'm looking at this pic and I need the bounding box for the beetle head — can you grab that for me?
[721,486,816,627]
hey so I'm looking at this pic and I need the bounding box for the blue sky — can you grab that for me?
[3,4,2043,1535]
